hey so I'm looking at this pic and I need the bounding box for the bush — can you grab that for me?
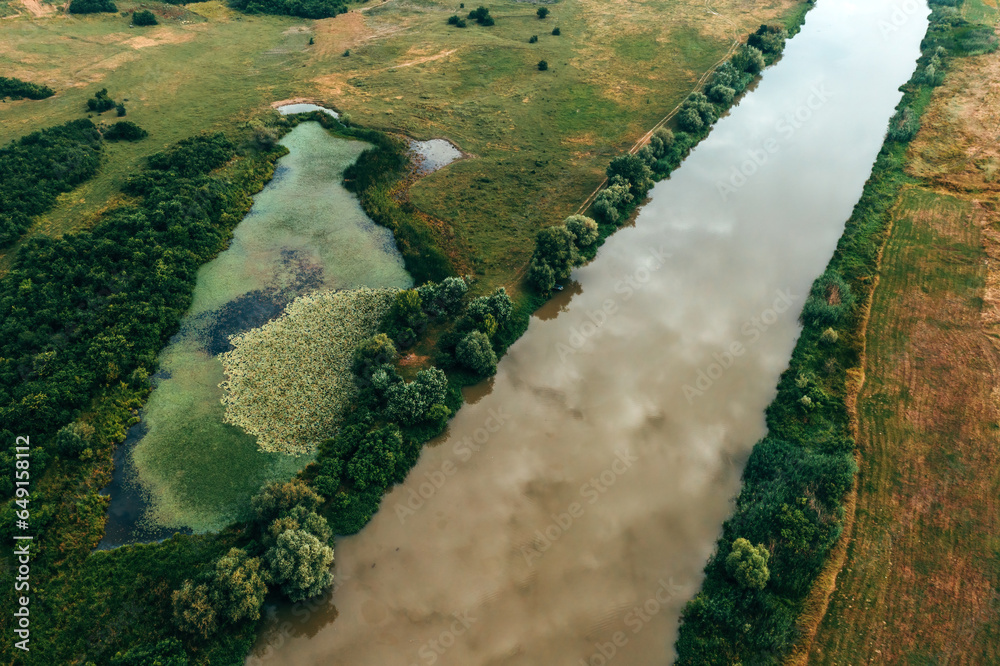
[537,60,548,71]
[132,9,158,25]
[564,214,599,248]
[447,14,467,26]
[54,423,93,459]
[103,121,147,142]
[536,6,548,18]
[68,0,117,12]
[86,88,116,113]
[455,330,498,376]
[468,5,493,24]
[887,106,920,142]
[529,35,538,43]
[0,76,54,101]
[801,270,855,326]
[552,26,560,35]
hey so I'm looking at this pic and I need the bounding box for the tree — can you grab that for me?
[536,6,548,18]
[677,107,704,133]
[528,259,556,293]
[111,639,189,666]
[266,529,334,601]
[647,127,675,158]
[115,102,127,117]
[352,333,398,381]
[465,287,513,329]
[606,154,653,196]
[86,88,116,113]
[211,548,268,624]
[385,368,448,425]
[103,121,148,142]
[54,422,93,459]
[747,24,786,55]
[529,35,538,43]
[347,425,404,489]
[171,581,217,639]
[592,178,633,225]
[468,5,493,24]
[251,479,323,527]
[533,225,577,279]
[707,84,735,105]
[551,27,560,35]
[564,215,599,248]
[801,270,854,326]
[725,538,770,590]
[417,276,468,318]
[538,60,548,71]
[732,44,766,75]
[455,330,498,376]
[132,9,158,25]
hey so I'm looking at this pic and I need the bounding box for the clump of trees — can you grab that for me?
[676,92,718,134]
[172,547,268,638]
[527,215,600,292]
[0,76,54,101]
[447,14,467,27]
[468,5,494,25]
[103,120,148,142]
[132,9,158,25]
[86,88,117,113]
[0,118,102,247]
[229,0,348,19]
[68,0,117,12]
[746,24,786,57]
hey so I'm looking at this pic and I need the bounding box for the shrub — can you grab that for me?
[103,121,147,142]
[551,26,560,35]
[456,330,498,376]
[887,106,920,142]
[538,60,548,71]
[132,9,158,25]
[801,270,855,326]
[86,88,116,113]
[116,102,127,117]
[820,327,839,345]
[68,0,117,12]
[529,35,538,43]
[564,214,599,248]
[536,6,548,18]
[725,538,770,590]
[468,5,493,24]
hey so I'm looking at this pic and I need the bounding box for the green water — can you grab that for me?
[118,123,412,536]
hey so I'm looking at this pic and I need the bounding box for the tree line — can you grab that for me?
[0,76,54,101]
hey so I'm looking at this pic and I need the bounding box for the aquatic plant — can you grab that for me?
[219,288,399,454]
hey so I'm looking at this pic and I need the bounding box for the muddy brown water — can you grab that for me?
[250,1,929,663]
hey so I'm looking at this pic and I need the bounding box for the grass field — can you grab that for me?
[0,0,807,284]
[808,11,1000,663]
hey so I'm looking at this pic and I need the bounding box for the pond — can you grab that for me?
[98,122,411,548]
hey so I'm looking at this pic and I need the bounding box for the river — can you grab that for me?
[250,1,929,663]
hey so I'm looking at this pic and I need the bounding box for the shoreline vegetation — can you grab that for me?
[674,1,1000,663]
[0,3,831,664]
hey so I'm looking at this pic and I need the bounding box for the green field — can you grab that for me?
[0,0,806,284]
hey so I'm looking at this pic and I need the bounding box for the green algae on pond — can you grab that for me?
[100,122,412,544]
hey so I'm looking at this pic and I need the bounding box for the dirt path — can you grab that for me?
[18,0,57,17]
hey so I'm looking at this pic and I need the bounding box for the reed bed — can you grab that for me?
[219,288,398,454]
